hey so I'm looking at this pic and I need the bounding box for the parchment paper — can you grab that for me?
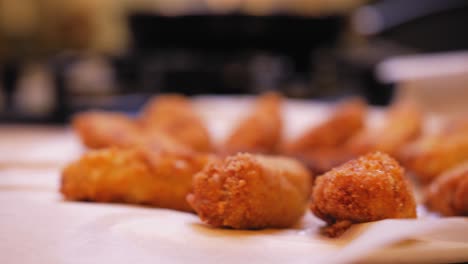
[0,96,466,264]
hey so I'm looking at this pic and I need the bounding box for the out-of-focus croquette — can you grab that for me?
[223,92,283,155]
[61,147,215,212]
[346,99,422,157]
[425,162,468,216]
[72,111,143,149]
[400,119,468,184]
[140,94,212,152]
[283,98,366,154]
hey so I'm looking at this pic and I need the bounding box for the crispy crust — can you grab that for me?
[222,92,283,154]
[425,162,468,216]
[310,152,416,236]
[188,153,312,229]
[140,94,212,152]
[61,147,214,212]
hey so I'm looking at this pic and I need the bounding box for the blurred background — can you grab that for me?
[1,0,468,123]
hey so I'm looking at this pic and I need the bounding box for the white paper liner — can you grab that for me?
[0,96,466,263]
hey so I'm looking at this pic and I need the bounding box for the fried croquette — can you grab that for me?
[283,98,366,154]
[425,162,468,216]
[187,153,312,229]
[346,99,423,157]
[400,133,468,184]
[140,94,212,152]
[223,92,283,154]
[441,117,468,135]
[72,111,143,149]
[310,152,417,237]
[72,110,193,153]
[281,98,366,174]
[61,147,215,212]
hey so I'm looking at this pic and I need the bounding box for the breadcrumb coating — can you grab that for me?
[61,147,214,211]
[310,152,417,237]
[188,153,312,229]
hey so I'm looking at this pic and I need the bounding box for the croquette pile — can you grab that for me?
[61,93,468,237]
